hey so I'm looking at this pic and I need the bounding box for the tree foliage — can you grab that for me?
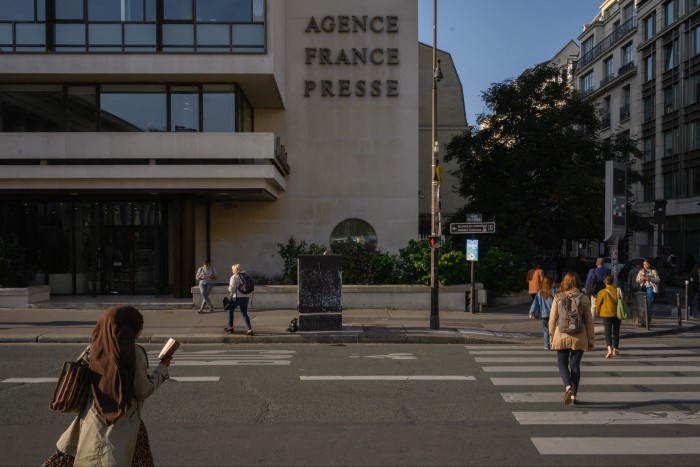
[444,66,650,256]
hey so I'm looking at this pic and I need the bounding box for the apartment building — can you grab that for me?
[0,0,453,297]
[574,0,700,269]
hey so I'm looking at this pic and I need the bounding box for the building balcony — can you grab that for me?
[601,113,612,128]
[576,17,637,71]
[620,104,631,121]
[0,132,288,200]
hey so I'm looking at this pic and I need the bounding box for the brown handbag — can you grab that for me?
[49,346,91,413]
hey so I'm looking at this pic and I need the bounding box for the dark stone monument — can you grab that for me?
[297,254,342,331]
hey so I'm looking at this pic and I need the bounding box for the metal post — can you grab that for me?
[470,259,476,314]
[685,280,690,321]
[677,293,682,327]
[429,0,440,330]
[643,294,650,331]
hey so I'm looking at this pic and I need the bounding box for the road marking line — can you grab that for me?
[483,365,700,372]
[469,349,695,355]
[474,356,700,363]
[161,360,292,366]
[501,392,700,403]
[492,376,700,385]
[514,411,700,424]
[170,376,220,382]
[464,344,671,350]
[299,376,476,381]
[2,378,58,383]
[531,437,700,455]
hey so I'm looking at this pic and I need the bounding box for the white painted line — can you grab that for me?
[300,375,476,381]
[2,378,58,383]
[169,376,220,382]
[531,437,700,455]
[469,349,695,355]
[464,344,671,350]
[514,411,700,425]
[483,365,700,373]
[502,392,700,403]
[491,377,700,385]
[474,356,700,363]
[164,360,291,366]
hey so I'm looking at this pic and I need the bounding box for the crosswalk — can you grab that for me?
[465,344,700,456]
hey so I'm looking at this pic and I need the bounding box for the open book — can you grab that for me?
[158,338,180,360]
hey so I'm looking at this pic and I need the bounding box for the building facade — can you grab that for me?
[0,0,429,296]
[574,0,700,269]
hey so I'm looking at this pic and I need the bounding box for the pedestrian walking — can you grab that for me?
[635,260,660,318]
[596,275,622,359]
[584,257,607,317]
[549,272,594,406]
[195,260,217,314]
[526,263,545,301]
[529,276,557,350]
[43,305,171,466]
[224,263,254,335]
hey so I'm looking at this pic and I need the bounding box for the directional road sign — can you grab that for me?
[450,222,496,234]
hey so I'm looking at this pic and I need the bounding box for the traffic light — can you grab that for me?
[428,235,441,248]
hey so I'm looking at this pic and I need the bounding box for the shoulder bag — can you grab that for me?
[49,346,91,413]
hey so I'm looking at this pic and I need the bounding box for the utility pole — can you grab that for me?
[430,0,442,330]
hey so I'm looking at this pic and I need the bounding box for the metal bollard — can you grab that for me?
[677,293,681,327]
[643,293,650,331]
[686,280,690,321]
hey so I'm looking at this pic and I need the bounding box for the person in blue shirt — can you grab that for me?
[529,276,557,350]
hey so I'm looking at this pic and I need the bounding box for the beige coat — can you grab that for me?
[548,289,595,351]
[56,345,168,466]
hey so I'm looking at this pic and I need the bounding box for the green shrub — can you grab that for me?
[395,239,469,286]
[276,237,327,284]
[476,246,526,295]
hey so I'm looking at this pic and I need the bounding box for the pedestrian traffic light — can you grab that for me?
[428,236,441,248]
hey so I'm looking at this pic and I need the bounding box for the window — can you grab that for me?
[664,41,676,71]
[602,96,611,127]
[644,13,655,41]
[688,167,700,196]
[664,84,677,114]
[203,85,236,132]
[0,85,65,131]
[170,86,199,132]
[582,36,594,55]
[100,85,167,132]
[643,136,655,162]
[643,95,654,122]
[622,43,633,65]
[620,86,631,120]
[643,179,654,202]
[665,0,676,27]
[694,26,700,56]
[644,54,654,82]
[582,71,594,94]
[663,171,678,199]
[663,129,676,156]
[603,56,614,81]
[0,0,41,21]
[330,219,377,250]
[622,3,634,21]
[690,120,700,150]
[693,73,700,103]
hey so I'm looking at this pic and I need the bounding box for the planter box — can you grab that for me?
[489,290,531,306]
[0,286,51,307]
[191,284,486,311]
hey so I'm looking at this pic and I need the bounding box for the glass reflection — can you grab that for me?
[171,87,199,132]
[100,86,166,132]
[196,0,251,22]
[203,86,235,131]
[0,0,35,21]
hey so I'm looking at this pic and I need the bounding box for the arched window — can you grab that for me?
[330,219,377,250]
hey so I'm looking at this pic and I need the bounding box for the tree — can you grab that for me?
[444,66,649,257]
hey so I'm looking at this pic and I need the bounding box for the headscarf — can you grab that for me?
[89,305,144,425]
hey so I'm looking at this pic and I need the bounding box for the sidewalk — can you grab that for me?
[0,295,698,344]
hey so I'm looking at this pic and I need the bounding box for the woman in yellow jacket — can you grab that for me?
[596,274,622,359]
[549,272,594,406]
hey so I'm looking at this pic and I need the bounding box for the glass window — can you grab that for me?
[232,24,264,46]
[164,0,192,20]
[56,0,85,20]
[100,85,167,132]
[170,86,199,132]
[644,14,655,41]
[664,85,676,113]
[0,23,11,44]
[643,180,654,202]
[197,24,229,45]
[693,73,700,103]
[89,24,122,45]
[203,85,235,131]
[163,24,193,45]
[0,0,35,21]
[581,71,594,94]
[68,86,97,131]
[665,0,675,27]
[124,24,155,45]
[644,95,654,122]
[622,43,633,65]
[16,23,46,45]
[88,0,122,21]
[663,129,675,156]
[0,85,65,132]
[643,137,654,162]
[604,56,614,80]
[56,24,86,46]
[330,219,378,249]
[690,120,700,150]
[663,171,677,199]
[664,42,675,71]
[196,0,251,22]
[694,26,700,56]
[644,54,654,82]
[252,0,264,21]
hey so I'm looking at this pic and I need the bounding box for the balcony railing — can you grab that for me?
[601,113,612,128]
[618,61,635,75]
[600,74,616,87]
[620,104,631,120]
[577,17,637,69]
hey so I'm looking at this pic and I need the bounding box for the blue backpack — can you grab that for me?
[236,272,255,294]
[584,268,605,295]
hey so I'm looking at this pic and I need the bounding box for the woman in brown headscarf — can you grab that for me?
[47,305,171,466]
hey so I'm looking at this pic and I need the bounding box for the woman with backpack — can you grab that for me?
[224,263,254,335]
[528,276,557,350]
[549,272,595,406]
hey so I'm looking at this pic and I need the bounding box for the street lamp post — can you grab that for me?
[430,0,442,330]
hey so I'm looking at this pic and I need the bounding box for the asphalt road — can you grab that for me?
[2,332,700,466]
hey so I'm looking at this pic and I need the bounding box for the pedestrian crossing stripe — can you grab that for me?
[514,411,700,424]
[483,365,700,372]
[501,392,700,403]
[299,375,476,381]
[146,349,296,366]
[464,344,672,350]
[0,377,219,383]
[468,349,695,355]
[531,437,700,455]
[491,376,700,385]
[474,356,700,362]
